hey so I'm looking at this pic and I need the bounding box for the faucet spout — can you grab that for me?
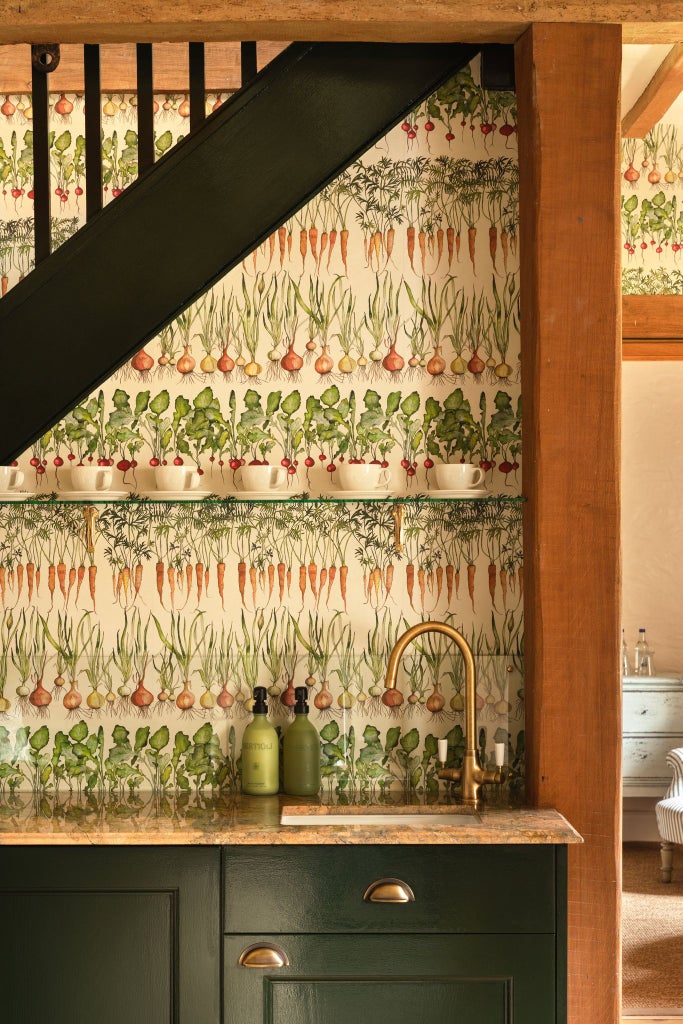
[384,621,504,808]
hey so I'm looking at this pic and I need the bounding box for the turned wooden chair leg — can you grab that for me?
[661,841,674,883]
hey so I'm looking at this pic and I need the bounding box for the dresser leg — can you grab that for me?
[660,841,674,882]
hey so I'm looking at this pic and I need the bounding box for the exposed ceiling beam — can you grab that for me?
[622,43,683,137]
[0,42,288,94]
[0,2,681,45]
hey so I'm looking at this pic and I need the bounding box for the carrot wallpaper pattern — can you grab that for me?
[0,60,523,796]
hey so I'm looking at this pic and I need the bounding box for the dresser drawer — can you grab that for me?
[223,845,556,934]
[623,688,683,734]
[623,734,679,785]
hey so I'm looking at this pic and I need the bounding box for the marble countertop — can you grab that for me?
[0,791,582,846]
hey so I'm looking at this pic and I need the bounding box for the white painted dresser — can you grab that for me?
[623,674,683,796]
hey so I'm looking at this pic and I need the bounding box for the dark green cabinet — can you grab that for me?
[223,844,567,1024]
[224,933,555,1024]
[0,846,220,1024]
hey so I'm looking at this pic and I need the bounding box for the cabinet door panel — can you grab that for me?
[225,934,554,1024]
[0,846,220,1024]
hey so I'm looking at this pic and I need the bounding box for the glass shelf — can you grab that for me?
[0,493,526,505]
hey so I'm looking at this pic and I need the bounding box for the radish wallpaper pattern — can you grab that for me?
[0,60,523,796]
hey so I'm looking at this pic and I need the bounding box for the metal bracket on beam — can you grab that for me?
[481,45,515,92]
[31,44,61,74]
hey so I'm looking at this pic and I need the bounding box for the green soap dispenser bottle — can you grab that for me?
[241,686,279,795]
[283,686,321,796]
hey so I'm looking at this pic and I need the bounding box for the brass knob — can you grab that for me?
[238,942,290,968]
[363,878,415,903]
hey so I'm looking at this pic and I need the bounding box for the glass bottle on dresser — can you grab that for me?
[634,628,654,677]
[622,629,630,676]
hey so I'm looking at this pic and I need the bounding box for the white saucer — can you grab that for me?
[428,488,490,498]
[229,490,292,500]
[322,489,399,499]
[141,490,213,500]
[61,490,130,500]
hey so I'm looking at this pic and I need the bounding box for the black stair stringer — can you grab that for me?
[0,41,478,463]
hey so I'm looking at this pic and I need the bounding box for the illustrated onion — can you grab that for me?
[131,676,153,708]
[1,95,15,118]
[314,679,333,710]
[314,346,334,375]
[63,681,82,709]
[176,681,196,710]
[623,163,640,184]
[243,360,262,377]
[426,683,445,713]
[131,348,154,372]
[450,355,467,375]
[382,688,404,708]
[29,678,52,707]
[217,684,234,709]
[54,94,73,117]
[200,352,217,373]
[200,690,217,709]
[281,343,304,373]
[280,678,297,708]
[468,350,486,376]
[86,690,105,709]
[426,346,446,376]
[382,342,404,373]
[338,354,356,373]
[177,346,196,375]
[217,348,235,373]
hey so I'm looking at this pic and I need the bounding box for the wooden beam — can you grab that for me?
[0,42,288,93]
[623,339,683,359]
[0,2,679,45]
[622,294,683,338]
[623,44,683,138]
[517,23,622,1024]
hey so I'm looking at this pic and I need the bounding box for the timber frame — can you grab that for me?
[623,295,683,359]
[0,7,627,1024]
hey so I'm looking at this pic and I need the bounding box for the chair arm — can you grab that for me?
[665,747,683,799]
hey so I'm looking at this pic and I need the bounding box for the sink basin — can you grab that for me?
[280,811,481,827]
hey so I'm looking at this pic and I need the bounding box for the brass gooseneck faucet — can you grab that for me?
[384,621,505,808]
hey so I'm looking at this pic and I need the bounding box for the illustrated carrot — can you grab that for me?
[362,571,368,601]
[116,571,123,602]
[501,230,508,272]
[446,564,454,605]
[299,564,307,606]
[418,568,426,610]
[436,227,444,269]
[340,228,349,274]
[75,565,85,606]
[267,232,275,267]
[168,565,176,608]
[309,226,318,265]
[372,230,382,267]
[455,232,461,261]
[489,225,497,270]
[88,565,97,610]
[0,567,5,607]
[308,562,318,600]
[468,226,477,272]
[252,248,258,272]
[318,230,328,268]
[268,563,275,603]
[426,569,434,594]
[1,275,7,296]
[66,567,76,606]
[455,569,460,599]
[385,226,395,265]
[16,563,23,601]
[286,567,292,595]
[339,564,348,610]
[196,562,204,603]
[278,226,287,267]
[249,566,258,606]
[327,228,337,269]
[407,226,416,270]
[156,562,165,606]
[259,568,266,592]
[467,563,476,611]
[204,566,210,596]
[407,563,415,609]
[217,562,226,609]
[35,567,41,597]
[48,564,56,606]
[435,565,443,606]
[300,227,307,267]
[446,226,455,267]
[318,567,327,605]
[371,567,381,601]
[26,562,35,603]
[499,568,508,610]
[134,563,144,601]
[488,563,497,609]
[287,231,293,258]
[385,563,394,599]
[185,564,193,598]
[326,565,336,606]
[277,561,286,604]
[57,561,67,600]
[418,230,426,270]
[122,566,132,601]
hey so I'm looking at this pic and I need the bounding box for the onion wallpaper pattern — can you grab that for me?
[0,60,523,796]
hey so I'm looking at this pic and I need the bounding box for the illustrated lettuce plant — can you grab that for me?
[236,389,278,464]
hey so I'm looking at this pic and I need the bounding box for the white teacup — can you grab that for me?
[235,464,287,492]
[336,462,391,491]
[154,465,201,492]
[0,466,24,491]
[434,463,485,490]
[70,465,113,492]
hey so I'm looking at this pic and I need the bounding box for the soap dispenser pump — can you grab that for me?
[241,686,279,796]
[283,686,321,796]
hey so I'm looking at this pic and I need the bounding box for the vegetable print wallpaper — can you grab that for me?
[0,60,524,798]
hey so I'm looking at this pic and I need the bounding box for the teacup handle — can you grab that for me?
[9,469,24,490]
[234,467,243,488]
[471,468,485,487]
[272,466,287,488]
[95,470,109,491]
[379,468,392,488]
[186,469,201,490]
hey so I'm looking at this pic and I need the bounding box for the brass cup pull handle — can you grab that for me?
[363,877,415,904]
[238,942,290,969]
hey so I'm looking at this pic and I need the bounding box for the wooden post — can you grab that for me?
[516,24,622,1024]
